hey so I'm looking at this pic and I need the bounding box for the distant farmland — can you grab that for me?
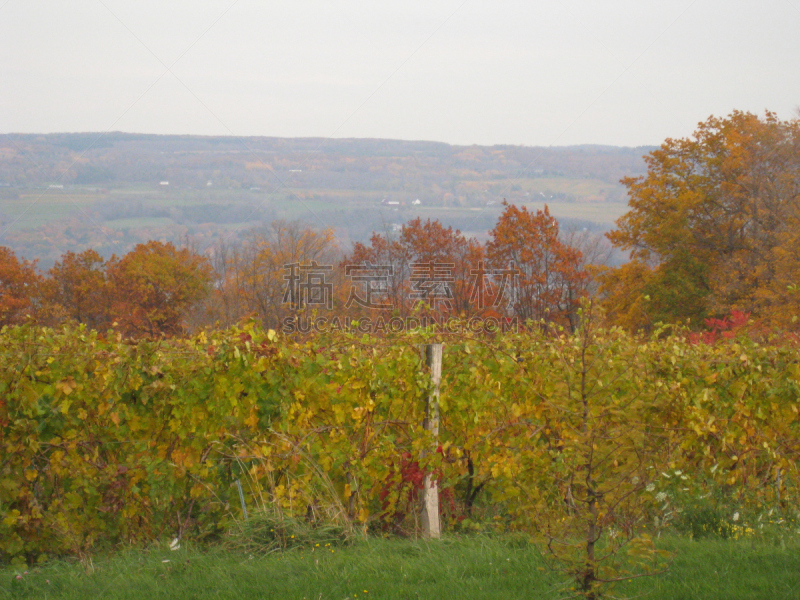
[0,133,649,266]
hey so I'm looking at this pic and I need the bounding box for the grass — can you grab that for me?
[0,536,558,600]
[3,534,800,600]
[635,535,800,600]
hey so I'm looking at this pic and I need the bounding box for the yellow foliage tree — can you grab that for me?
[602,110,800,330]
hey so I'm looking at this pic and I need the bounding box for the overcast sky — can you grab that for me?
[1,0,799,147]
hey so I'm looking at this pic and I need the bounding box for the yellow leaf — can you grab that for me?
[110,412,120,426]
[245,412,259,428]
[2,510,20,526]
[55,378,76,396]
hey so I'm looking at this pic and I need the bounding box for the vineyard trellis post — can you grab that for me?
[421,343,442,538]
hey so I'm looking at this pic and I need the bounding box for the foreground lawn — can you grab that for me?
[3,534,800,599]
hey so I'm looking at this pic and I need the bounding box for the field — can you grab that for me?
[3,535,799,600]
[0,191,101,229]
[0,182,625,268]
[1,181,626,231]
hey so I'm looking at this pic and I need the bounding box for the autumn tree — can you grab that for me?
[345,228,409,316]
[44,249,109,329]
[399,218,484,316]
[106,241,213,337]
[207,221,340,329]
[0,246,41,326]
[343,218,484,318]
[486,202,588,328]
[601,110,800,330]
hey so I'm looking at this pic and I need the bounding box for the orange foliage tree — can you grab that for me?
[0,246,41,327]
[601,110,800,330]
[399,217,484,316]
[106,241,213,337]
[345,228,409,317]
[486,202,588,328]
[44,249,109,329]
[344,218,484,318]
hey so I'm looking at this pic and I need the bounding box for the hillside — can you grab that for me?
[0,133,651,266]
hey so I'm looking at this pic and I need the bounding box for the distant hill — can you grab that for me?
[0,133,653,267]
[0,132,652,189]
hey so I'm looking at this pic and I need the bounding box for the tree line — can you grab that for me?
[0,202,593,336]
[2,109,799,336]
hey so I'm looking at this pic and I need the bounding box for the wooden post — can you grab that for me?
[236,479,248,521]
[421,343,442,538]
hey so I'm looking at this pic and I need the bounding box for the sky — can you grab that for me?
[1,0,799,148]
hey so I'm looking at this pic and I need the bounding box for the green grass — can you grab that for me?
[0,537,558,600]
[631,535,800,600]
[3,534,800,600]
